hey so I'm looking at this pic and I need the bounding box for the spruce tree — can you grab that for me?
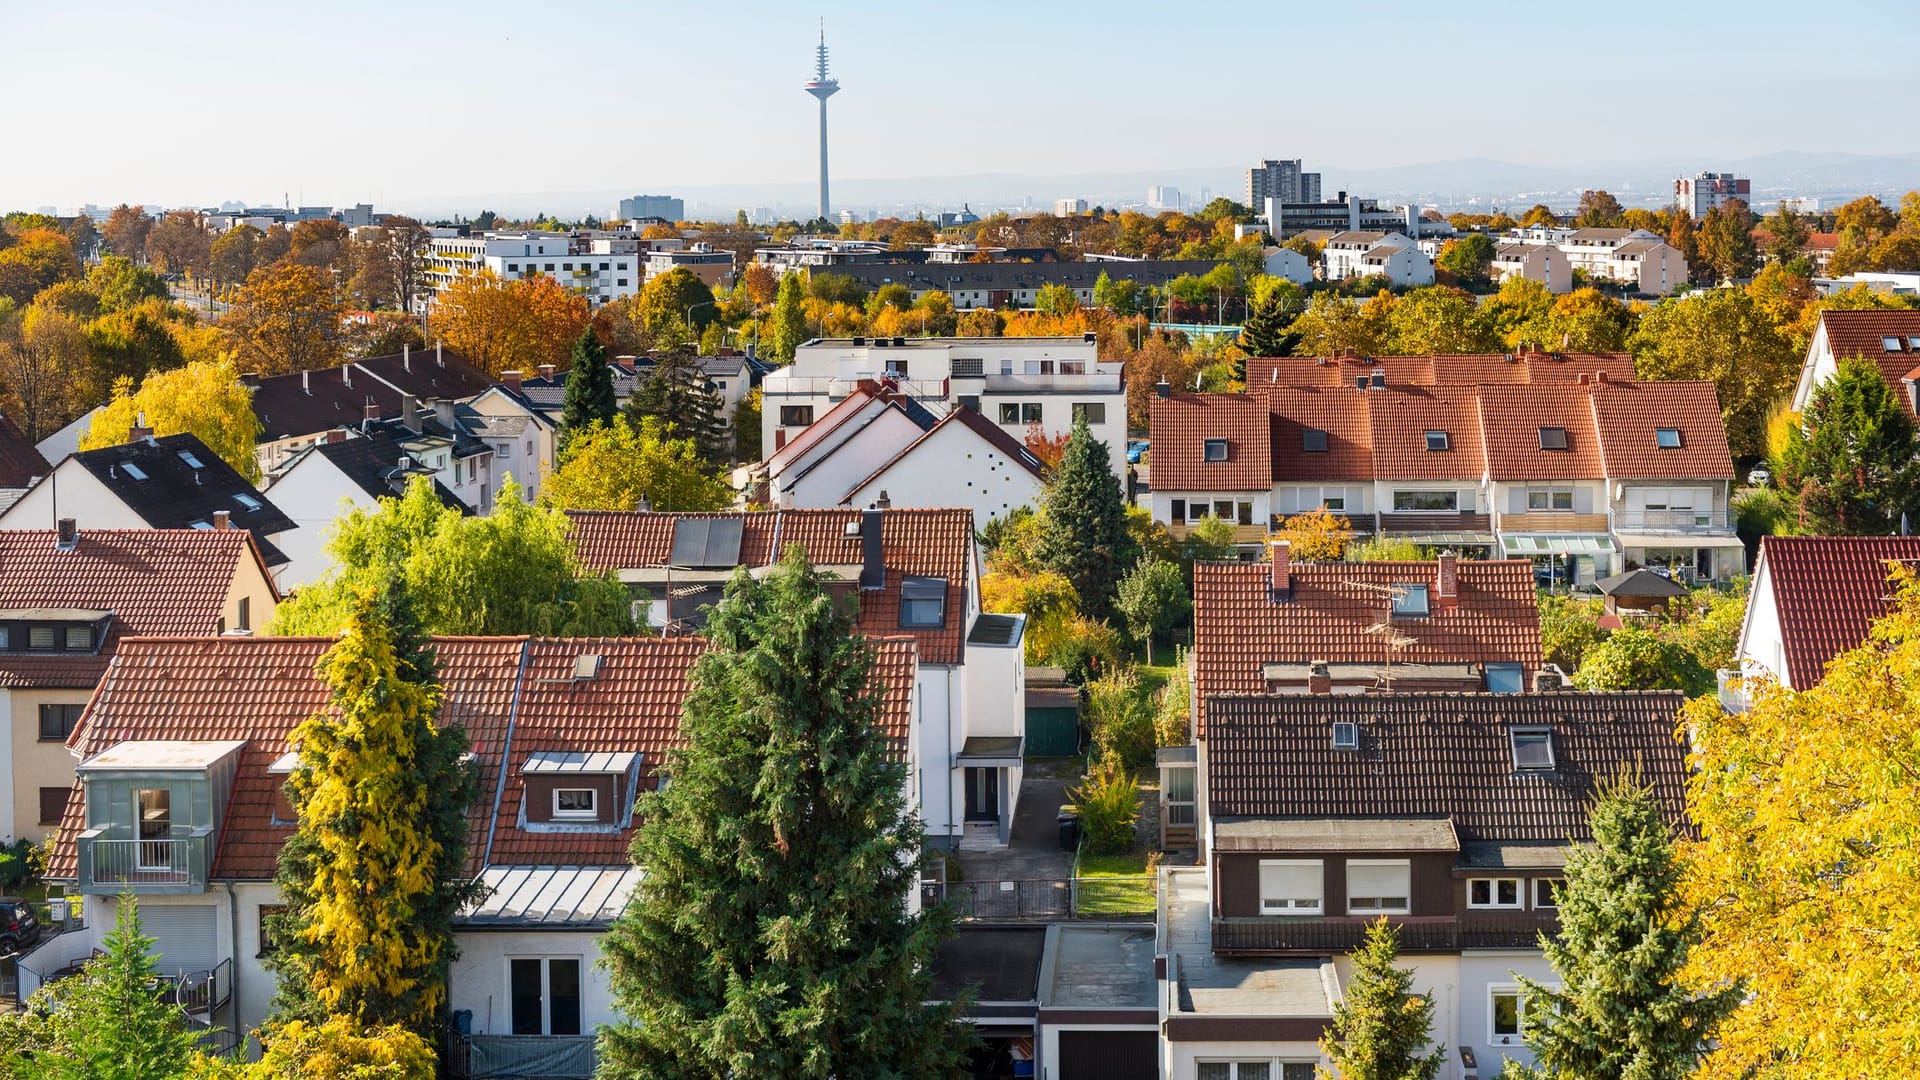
[599,550,974,1078]
[1790,355,1920,535]
[267,583,480,1035]
[1240,289,1302,360]
[559,327,617,437]
[1036,416,1137,622]
[1319,920,1445,1080]
[624,344,729,464]
[1510,775,1741,1080]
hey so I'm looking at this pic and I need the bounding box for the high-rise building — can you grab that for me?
[1055,197,1089,216]
[1674,172,1752,217]
[803,26,840,222]
[616,195,685,222]
[1147,186,1183,211]
[1245,159,1320,208]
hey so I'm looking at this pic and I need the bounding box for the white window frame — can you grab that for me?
[505,955,584,1037]
[1345,858,1411,915]
[1527,487,1574,511]
[1198,1062,1316,1080]
[551,787,598,820]
[1468,877,1524,909]
[1533,877,1562,909]
[1490,985,1526,1047]
[1257,859,1322,916]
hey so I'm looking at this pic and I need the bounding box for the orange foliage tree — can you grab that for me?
[429,269,590,375]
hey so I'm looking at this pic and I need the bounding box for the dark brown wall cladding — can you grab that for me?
[1216,851,1458,917]
[524,774,620,824]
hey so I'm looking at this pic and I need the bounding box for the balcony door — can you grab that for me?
[137,789,172,871]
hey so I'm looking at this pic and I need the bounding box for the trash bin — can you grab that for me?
[1057,806,1080,851]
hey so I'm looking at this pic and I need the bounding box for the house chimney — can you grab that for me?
[502,369,523,391]
[128,411,153,442]
[324,428,347,444]
[537,364,557,379]
[436,341,445,367]
[364,399,381,422]
[1269,539,1292,601]
[1435,550,1459,608]
[402,342,411,371]
[1307,659,1332,695]
[341,363,352,389]
[859,507,885,590]
[401,393,419,430]
[55,518,78,551]
[875,490,891,509]
[1533,668,1562,693]
[1595,370,1609,385]
[1577,372,1590,385]
[212,509,231,530]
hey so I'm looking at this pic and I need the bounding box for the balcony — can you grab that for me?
[1495,511,1610,533]
[448,1034,597,1080]
[1166,521,1267,544]
[76,829,212,894]
[1717,669,1749,714]
[1610,508,1732,533]
[1211,912,1549,954]
[1377,511,1492,539]
[981,370,1122,394]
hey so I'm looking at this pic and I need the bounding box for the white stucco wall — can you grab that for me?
[844,421,1044,523]
[0,462,147,531]
[917,664,961,849]
[782,408,925,508]
[449,928,621,1036]
[262,456,373,590]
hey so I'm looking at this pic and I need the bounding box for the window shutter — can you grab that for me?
[1259,861,1321,904]
[1347,860,1409,897]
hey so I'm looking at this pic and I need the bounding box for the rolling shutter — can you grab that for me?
[139,904,218,976]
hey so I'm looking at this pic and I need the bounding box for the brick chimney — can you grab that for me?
[537,364,557,379]
[1596,370,1610,385]
[127,411,153,442]
[364,399,381,422]
[323,429,347,444]
[1307,659,1331,695]
[1435,550,1459,609]
[1269,539,1292,602]
[502,370,524,392]
[212,509,231,530]
[55,518,78,551]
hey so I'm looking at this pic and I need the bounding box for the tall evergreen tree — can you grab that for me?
[1239,289,1302,360]
[623,344,730,464]
[1510,775,1741,1080]
[267,584,480,1035]
[767,271,810,362]
[559,326,616,436]
[599,550,973,1078]
[1319,920,1445,1080]
[1787,355,1920,534]
[1036,416,1137,622]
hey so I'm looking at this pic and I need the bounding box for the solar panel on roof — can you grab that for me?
[669,517,744,568]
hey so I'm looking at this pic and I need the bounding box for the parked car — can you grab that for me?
[1746,467,1771,488]
[1126,440,1150,464]
[0,897,41,955]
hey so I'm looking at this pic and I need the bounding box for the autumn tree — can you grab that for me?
[1784,355,1920,534]
[598,550,973,1078]
[1667,208,1700,279]
[1546,287,1636,352]
[83,298,189,402]
[144,210,211,278]
[1630,288,1795,459]
[1273,506,1354,562]
[101,204,154,262]
[0,301,88,441]
[1387,285,1499,354]
[1519,204,1560,228]
[1319,920,1445,1080]
[429,269,589,375]
[268,586,479,1035]
[1036,415,1136,621]
[1573,189,1626,228]
[1290,290,1393,357]
[624,345,729,462]
[223,261,345,375]
[629,266,717,349]
[538,417,730,513]
[287,218,350,272]
[1696,199,1759,282]
[1682,568,1920,1078]
[369,216,432,312]
[0,227,81,302]
[208,224,263,287]
[1572,624,1713,697]
[1435,232,1497,284]
[86,255,169,312]
[186,1016,436,1080]
[1761,200,1811,265]
[80,359,262,477]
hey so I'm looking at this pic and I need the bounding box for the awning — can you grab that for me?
[1500,534,1616,556]
[1612,532,1747,551]
[956,736,1024,767]
[1388,531,1496,546]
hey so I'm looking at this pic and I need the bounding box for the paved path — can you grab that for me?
[954,771,1074,884]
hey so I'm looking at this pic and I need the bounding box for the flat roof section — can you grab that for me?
[1162,867,1338,1019]
[1040,923,1158,1010]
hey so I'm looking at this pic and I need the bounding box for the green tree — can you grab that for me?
[1239,288,1302,358]
[1629,288,1795,460]
[85,255,169,312]
[1036,416,1137,621]
[624,345,730,463]
[559,326,617,436]
[83,298,188,400]
[767,271,810,362]
[1572,624,1712,696]
[1510,776,1740,1080]
[1092,271,1144,316]
[1483,275,1558,349]
[539,417,730,512]
[1696,199,1759,282]
[271,476,635,636]
[1762,200,1811,264]
[598,551,973,1077]
[1573,189,1627,228]
[1387,285,1499,354]
[1034,282,1079,316]
[1537,593,1606,673]
[1788,355,1920,534]
[268,587,479,1035]
[629,266,716,349]
[1318,920,1445,1080]
[1115,557,1190,663]
[1435,232,1497,283]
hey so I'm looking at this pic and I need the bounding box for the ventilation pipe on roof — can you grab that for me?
[402,342,411,371]
[341,363,352,390]
[436,341,445,367]
[874,490,891,509]
[301,369,311,395]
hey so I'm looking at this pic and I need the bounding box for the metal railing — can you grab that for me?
[1212,912,1549,953]
[922,876,1157,920]
[1610,508,1732,532]
[1717,669,1750,714]
[448,1033,598,1079]
[78,830,211,891]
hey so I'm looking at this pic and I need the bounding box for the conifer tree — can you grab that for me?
[624,344,729,464]
[1788,355,1920,535]
[767,270,810,362]
[599,549,973,1078]
[1239,289,1302,360]
[1319,920,1445,1080]
[1036,416,1137,622]
[1510,775,1741,1080]
[558,326,616,437]
[267,584,480,1035]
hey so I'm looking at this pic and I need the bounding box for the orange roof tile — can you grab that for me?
[1589,381,1734,479]
[1365,386,1487,481]
[1246,352,1636,389]
[1268,387,1372,482]
[1147,392,1272,491]
[1477,384,1604,480]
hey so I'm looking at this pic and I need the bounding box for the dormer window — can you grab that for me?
[1302,428,1328,453]
[1537,426,1568,451]
[1203,439,1229,462]
[1425,430,1449,451]
[521,750,636,828]
[1510,727,1555,770]
[1392,584,1430,618]
[552,788,598,820]
[1655,428,1682,449]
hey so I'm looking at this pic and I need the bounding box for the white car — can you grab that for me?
[1746,467,1772,488]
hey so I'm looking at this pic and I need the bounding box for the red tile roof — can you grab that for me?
[0,529,272,689]
[0,412,50,489]
[1364,386,1487,480]
[568,508,975,664]
[1246,352,1636,389]
[1814,312,1920,419]
[49,634,918,880]
[1268,388,1373,482]
[1477,384,1604,480]
[1589,381,1733,479]
[1147,392,1272,491]
[1191,559,1542,736]
[1756,536,1920,688]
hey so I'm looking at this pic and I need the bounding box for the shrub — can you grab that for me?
[1154,655,1193,747]
[1573,624,1713,697]
[0,838,36,891]
[1069,754,1140,856]
[1346,535,1423,562]
[1273,507,1352,562]
[1046,617,1127,685]
[1084,668,1156,769]
[1538,593,1607,673]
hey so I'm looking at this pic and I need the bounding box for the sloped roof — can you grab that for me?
[305,431,467,509]
[1817,311,1920,417]
[1148,392,1272,491]
[1191,560,1542,736]
[1205,691,1690,841]
[1757,535,1920,688]
[1365,386,1486,480]
[1477,384,1604,480]
[838,405,1046,504]
[61,433,296,564]
[1268,387,1373,482]
[248,349,493,443]
[1589,381,1734,479]
[0,411,50,489]
[0,529,270,689]
[1243,353,1636,390]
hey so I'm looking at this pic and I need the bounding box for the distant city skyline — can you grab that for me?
[3,0,1917,214]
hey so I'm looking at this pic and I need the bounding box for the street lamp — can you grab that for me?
[686,299,718,347]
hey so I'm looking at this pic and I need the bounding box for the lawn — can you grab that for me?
[1074,850,1156,917]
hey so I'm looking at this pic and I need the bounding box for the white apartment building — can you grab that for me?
[1491,242,1572,294]
[1055,197,1090,216]
[426,232,641,311]
[762,336,1128,479]
[1675,172,1752,217]
[1322,232,1433,287]
[1502,227,1690,295]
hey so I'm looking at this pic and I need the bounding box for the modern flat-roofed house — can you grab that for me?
[1790,309,1920,415]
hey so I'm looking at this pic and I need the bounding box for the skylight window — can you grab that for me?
[1303,428,1328,453]
[1331,722,1359,750]
[1884,336,1904,352]
[1424,431,1450,452]
[1537,426,1568,451]
[1655,428,1682,449]
[1910,336,1920,351]
[178,450,205,469]
[1203,439,1229,462]
[1510,727,1555,770]
[234,493,263,512]
[1392,583,1430,618]
[121,463,148,481]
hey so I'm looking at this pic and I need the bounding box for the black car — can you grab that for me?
[0,898,41,955]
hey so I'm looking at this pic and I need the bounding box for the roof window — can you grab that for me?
[900,576,948,628]
[178,450,204,469]
[234,493,264,512]
[1655,428,1682,449]
[1537,426,1568,451]
[1424,430,1449,452]
[121,463,148,481]
[1391,583,1430,618]
[1302,428,1328,453]
[1884,336,1904,352]
[1203,439,1229,462]
[1510,727,1555,770]
[1331,721,1359,751]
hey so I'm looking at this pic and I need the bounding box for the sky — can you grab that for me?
[3,0,1917,213]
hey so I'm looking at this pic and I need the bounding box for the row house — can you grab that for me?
[0,526,278,845]
[1159,690,1691,1079]
[1790,309,1920,416]
[246,345,495,474]
[565,507,1028,851]
[24,634,918,1075]
[1148,368,1741,585]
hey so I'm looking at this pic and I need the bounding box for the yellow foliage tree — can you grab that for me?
[187,1016,436,1079]
[1680,566,1920,1078]
[538,418,731,513]
[79,358,265,481]
[222,262,344,375]
[429,269,589,375]
[1271,506,1353,562]
[982,568,1079,663]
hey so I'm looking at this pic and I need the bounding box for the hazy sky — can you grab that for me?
[4,0,1917,212]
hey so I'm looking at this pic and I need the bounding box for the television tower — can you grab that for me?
[803,22,840,223]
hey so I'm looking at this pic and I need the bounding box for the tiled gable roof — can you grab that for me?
[1147,392,1272,491]
[1191,560,1542,736]
[1589,381,1733,479]
[1816,311,1920,419]
[1268,388,1372,482]
[1204,691,1689,841]
[0,411,50,489]
[1365,386,1486,480]
[0,529,267,688]
[1477,384,1603,480]
[1244,353,1636,391]
[63,433,297,564]
[1758,535,1920,688]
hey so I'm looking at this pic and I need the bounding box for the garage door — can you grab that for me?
[138,904,218,976]
[1058,1029,1158,1080]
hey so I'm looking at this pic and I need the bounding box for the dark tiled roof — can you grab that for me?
[1148,392,1271,491]
[1589,381,1733,479]
[0,529,269,688]
[248,350,494,442]
[305,432,466,509]
[65,433,296,565]
[0,411,50,488]
[1192,560,1542,737]
[1757,535,1920,688]
[1205,691,1690,841]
